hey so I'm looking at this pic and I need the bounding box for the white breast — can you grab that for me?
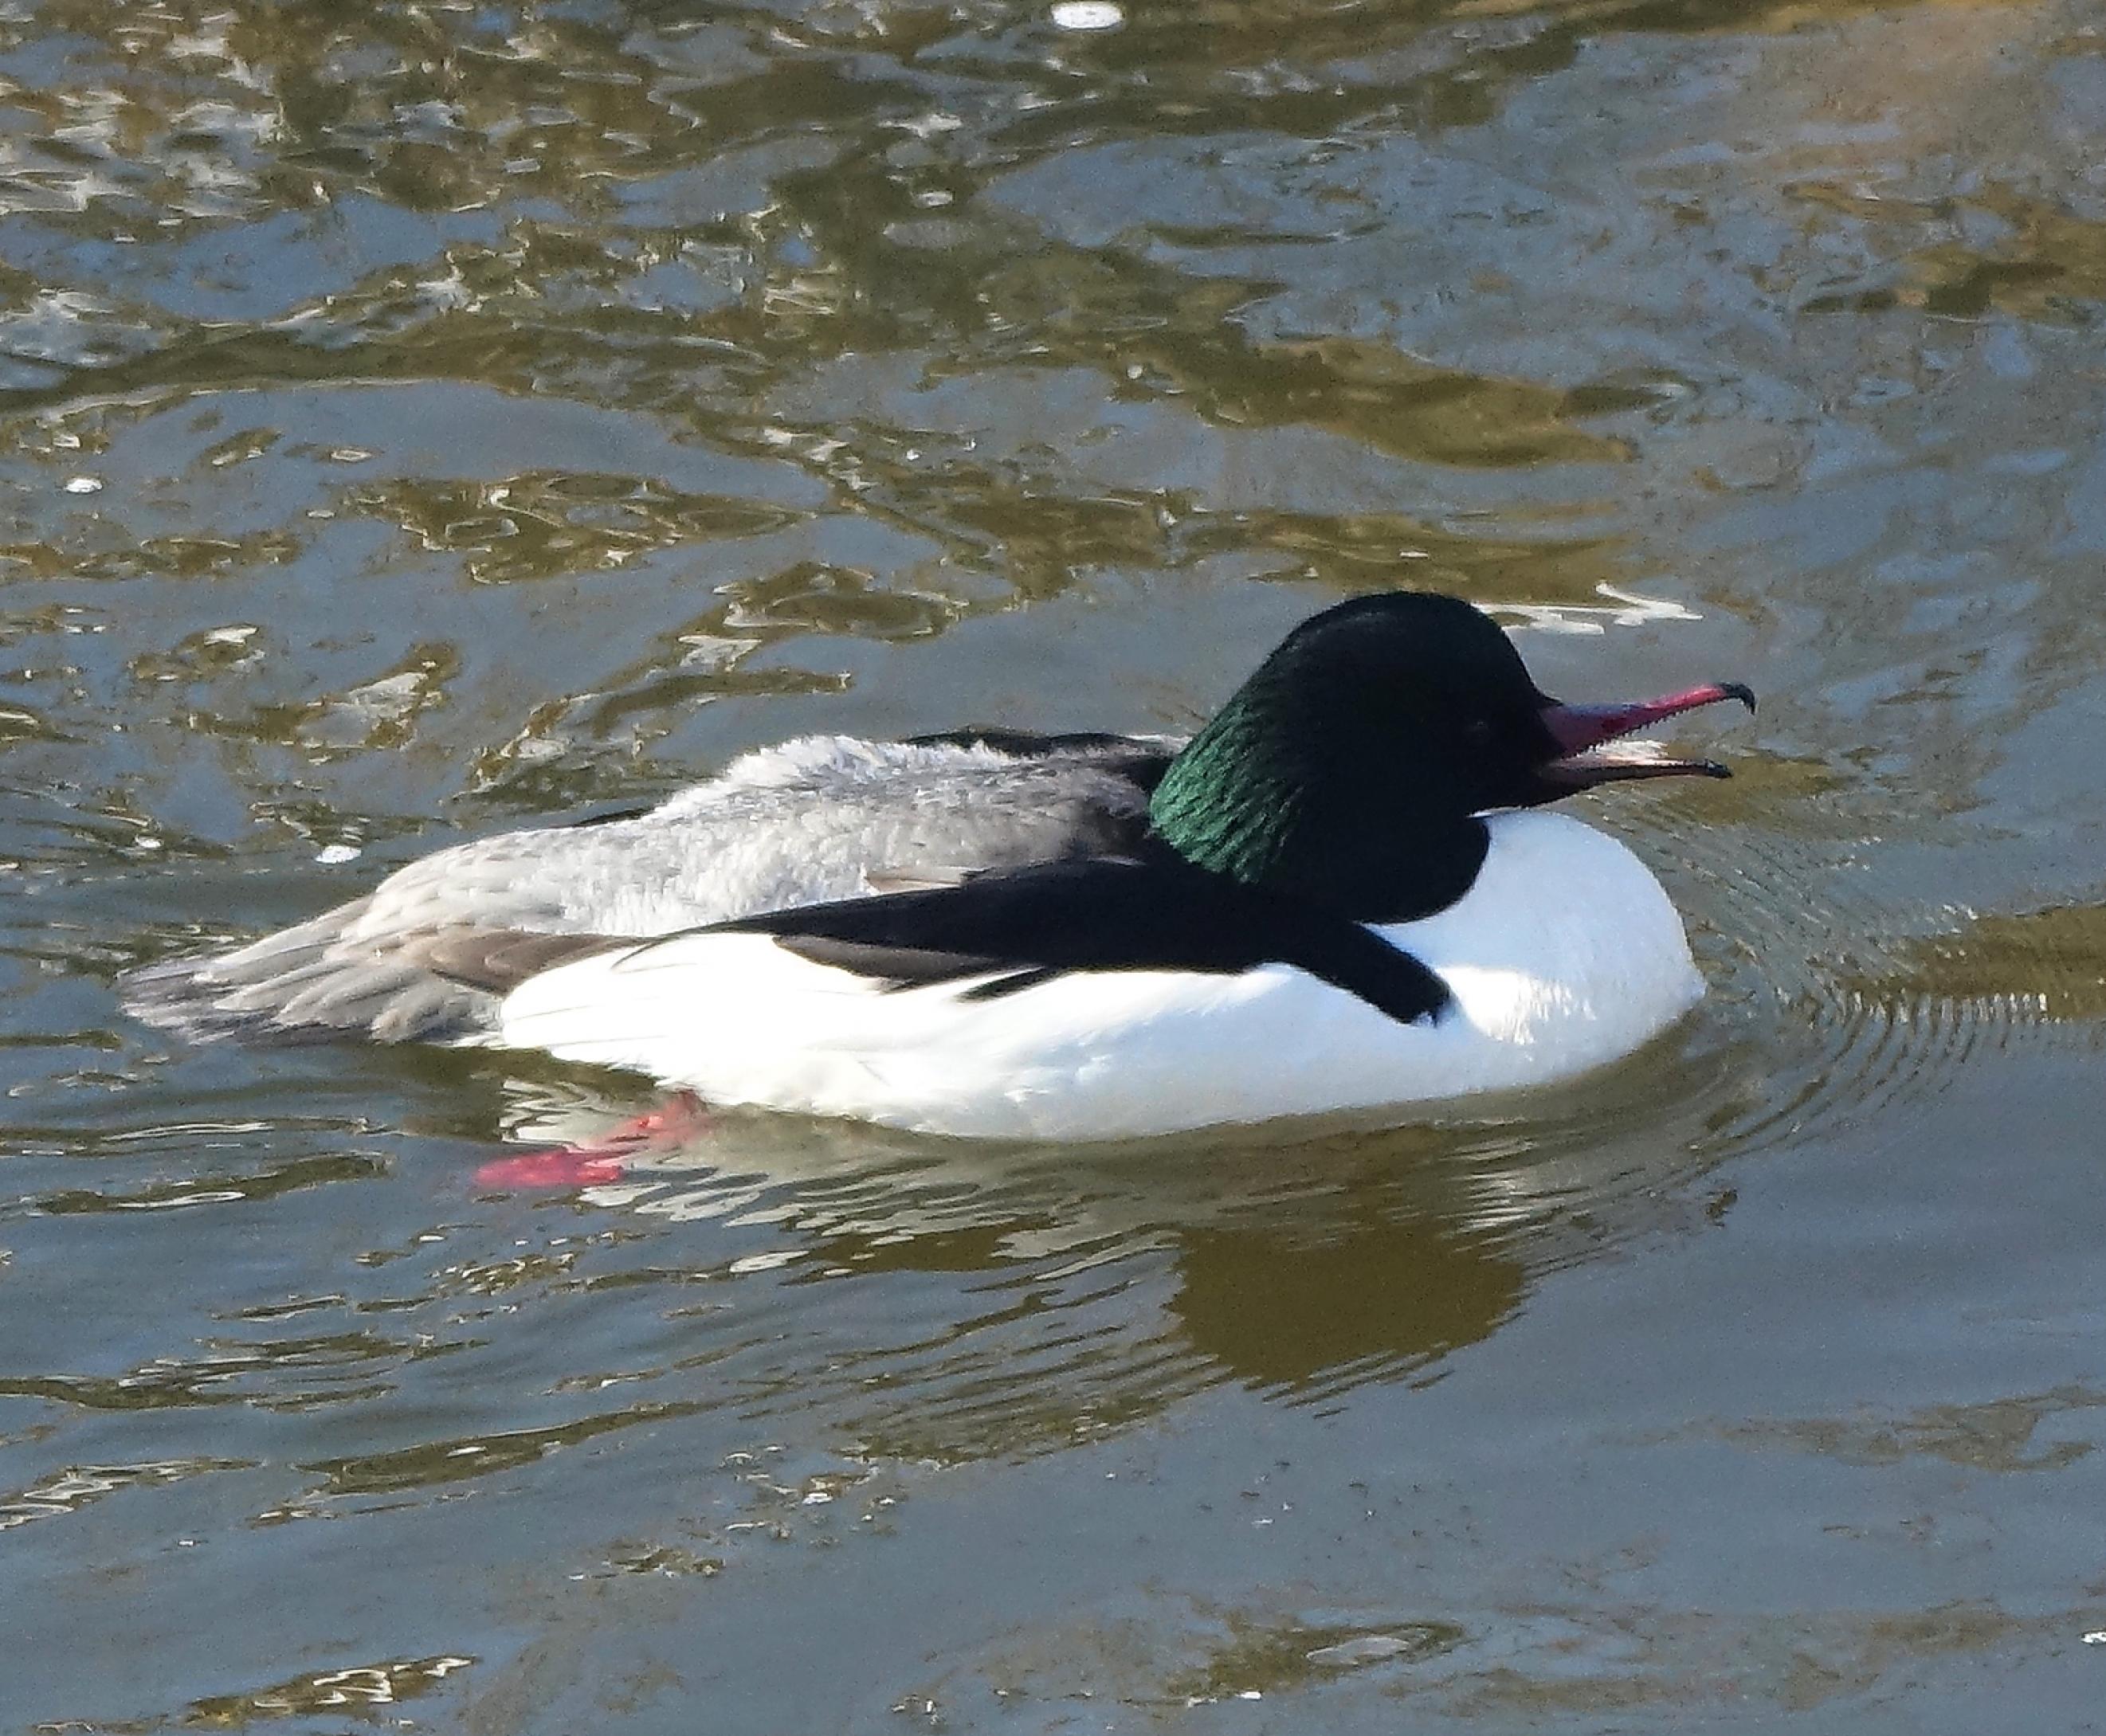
[493,810,1703,1142]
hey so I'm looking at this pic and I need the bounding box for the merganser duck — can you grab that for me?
[125,593,1751,1141]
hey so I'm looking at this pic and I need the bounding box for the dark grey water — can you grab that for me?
[6,0,2106,1728]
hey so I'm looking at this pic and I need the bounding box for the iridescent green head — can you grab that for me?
[1148,592,1749,921]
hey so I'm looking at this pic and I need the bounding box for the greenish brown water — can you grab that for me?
[7,0,2106,1728]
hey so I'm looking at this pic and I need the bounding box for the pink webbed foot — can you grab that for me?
[475,1092,712,1189]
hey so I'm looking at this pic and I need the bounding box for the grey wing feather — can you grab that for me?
[121,732,1174,1045]
[401,929,634,994]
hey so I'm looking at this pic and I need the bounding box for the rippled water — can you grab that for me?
[6,0,2106,1728]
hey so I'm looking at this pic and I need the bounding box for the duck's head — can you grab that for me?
[1148,591,1753,920]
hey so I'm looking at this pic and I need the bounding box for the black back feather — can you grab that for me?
[716,852,1451,1026]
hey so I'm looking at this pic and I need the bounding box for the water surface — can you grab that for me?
[6,0,2106,1729]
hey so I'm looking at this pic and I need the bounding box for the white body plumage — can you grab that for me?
[495,809,1703,1142]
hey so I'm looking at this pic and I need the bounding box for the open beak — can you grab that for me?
[1537,681,1755,786]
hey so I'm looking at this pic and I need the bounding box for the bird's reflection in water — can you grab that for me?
[457,1044,1735,1455]
[1171,1214,1523,1400]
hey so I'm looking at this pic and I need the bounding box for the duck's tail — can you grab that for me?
[120,896,499,1047]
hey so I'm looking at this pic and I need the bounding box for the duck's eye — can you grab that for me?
[1463,718,1495,748]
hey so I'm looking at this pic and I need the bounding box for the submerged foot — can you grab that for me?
[474,1091,712,1189]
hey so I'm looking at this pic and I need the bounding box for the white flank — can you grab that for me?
[495,811,1703,1142]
